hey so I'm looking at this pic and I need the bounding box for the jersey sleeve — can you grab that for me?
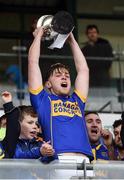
[72,90,86,115]
[74,89,87,103]
[29,86,48,112]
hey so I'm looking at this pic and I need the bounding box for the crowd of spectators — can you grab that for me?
[0,91,124,162]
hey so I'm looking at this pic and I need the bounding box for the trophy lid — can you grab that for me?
[51,11,74,34]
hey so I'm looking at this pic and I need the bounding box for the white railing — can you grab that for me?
[0,159,124,179]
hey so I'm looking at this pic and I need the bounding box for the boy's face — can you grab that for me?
[20,114,38,140]
[85,113,102,144]
[46,68,71,96]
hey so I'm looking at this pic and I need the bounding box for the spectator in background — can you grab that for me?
[85,112,114,161]
[113,119,124,160]
[82,24,113,87]
[28,26,93,167]
[6,64,26,99]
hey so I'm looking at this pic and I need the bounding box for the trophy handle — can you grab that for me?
[36,15,54,41]
[36,15,53,28]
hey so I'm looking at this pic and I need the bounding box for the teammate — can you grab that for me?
[85,112,114,160]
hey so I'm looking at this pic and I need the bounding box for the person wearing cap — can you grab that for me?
[28,25,93,173]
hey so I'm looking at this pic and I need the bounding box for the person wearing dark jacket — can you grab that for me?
[1,91,56,162]
[82,24,113,87]
[0,91,20,158]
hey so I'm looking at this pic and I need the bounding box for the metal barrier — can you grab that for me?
[93,160,124,179]
[0,159,124,179]
[0,159,91,179]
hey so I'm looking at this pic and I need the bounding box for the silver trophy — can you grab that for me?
[36,11,74,48]
[37,15,57,41]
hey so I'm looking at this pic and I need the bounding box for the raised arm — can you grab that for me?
[68,33,89,99]
[2,91,14,113]
[28,27,45,91]
[1,91,20,158]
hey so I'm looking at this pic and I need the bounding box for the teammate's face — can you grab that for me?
[46,68,71,96]
[114,125,123,148]
[87,28,98,43]
[20,114,38,140]
[85,113,102,144]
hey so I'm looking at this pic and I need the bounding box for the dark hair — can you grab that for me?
[44,63,70,82]
[113,119,122,129]
[18,105,37,122]
[0,114,6,121]
[0,114,6,127]
[86,24,99,34]
[85,111,99,117]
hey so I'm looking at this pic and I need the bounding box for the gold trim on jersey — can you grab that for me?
[0,148,4,159]
[96,144,101,150]
[29,86,43,95]
[74,90,86,103]
[92,144,102,161]
[92,149,96,161]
